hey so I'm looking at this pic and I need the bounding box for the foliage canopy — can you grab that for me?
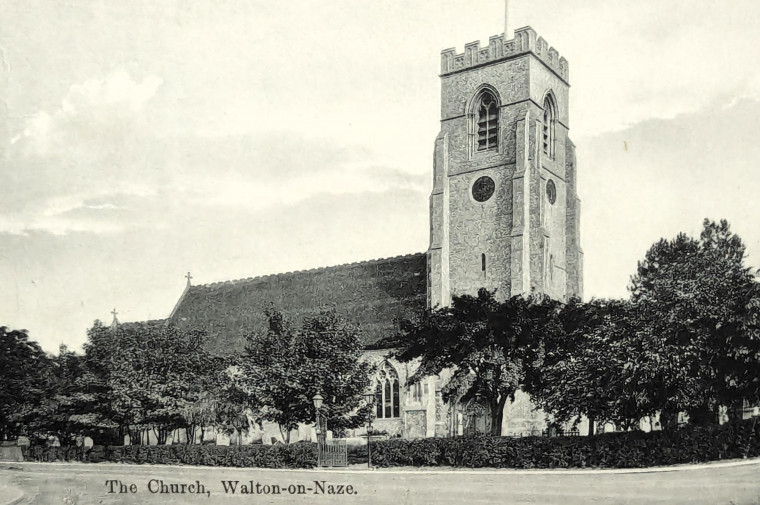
[241,310,374,442]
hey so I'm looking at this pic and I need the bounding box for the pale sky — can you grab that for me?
[2,0,760,352]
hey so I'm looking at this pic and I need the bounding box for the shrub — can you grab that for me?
[23,442,317,468]
[370,418,760,469]
[22,445,83,462]
[18,418,760,469]
[347,444,368,465]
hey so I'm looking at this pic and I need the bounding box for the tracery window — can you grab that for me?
[476,91,499,151]
[375,361,400,418]
[543,93,557,158]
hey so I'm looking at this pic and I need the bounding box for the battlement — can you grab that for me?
[440,26,569,82]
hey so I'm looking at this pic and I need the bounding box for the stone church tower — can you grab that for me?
[428,26,583,308]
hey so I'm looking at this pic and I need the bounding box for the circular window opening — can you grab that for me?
[546,179,557,205]
[472,176,495,202]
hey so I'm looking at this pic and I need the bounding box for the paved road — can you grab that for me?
[2,460,759,505]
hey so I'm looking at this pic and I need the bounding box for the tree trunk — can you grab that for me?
[278,424,289,444]
[489,398,499,436]
[491,395,508,436]
[688,404,715,427]
[157,426,168,445]
[660,409,679,433]
[730,401,745,422]
[587,416,595,436]
[128,427,141,445]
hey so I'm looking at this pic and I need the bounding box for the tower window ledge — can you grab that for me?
[540,164,566,181]
[469,149,503,162]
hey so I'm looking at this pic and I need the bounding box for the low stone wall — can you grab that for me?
[0,446,23,462]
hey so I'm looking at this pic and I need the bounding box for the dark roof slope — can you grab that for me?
[169,253,427,355]
[114,319,168,332]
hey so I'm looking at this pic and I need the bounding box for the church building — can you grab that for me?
[153,24,582,441]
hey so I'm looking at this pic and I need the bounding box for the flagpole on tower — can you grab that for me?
[504,0,513,40]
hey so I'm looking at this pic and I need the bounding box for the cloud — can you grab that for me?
[191,160,428,211]
[2,70,165,233]
[64,70,163,114]
[2,67,429,236]
[548,0,760,137]
[17,69,163,157]
[0,187,429,352]
[578,96,760,299]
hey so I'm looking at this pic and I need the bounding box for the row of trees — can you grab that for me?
[1,322,232,444]
[4,218,759,443]
[391,219,760,435]
[1,311,373,445]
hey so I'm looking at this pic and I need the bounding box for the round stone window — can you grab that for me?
[472,176,495,202]
[546,179,557,205]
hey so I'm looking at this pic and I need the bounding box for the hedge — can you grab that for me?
[369,418,760,469]
[18,418,760,469]
[21,442,317,468]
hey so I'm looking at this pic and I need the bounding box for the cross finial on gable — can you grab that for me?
[110,308,119,328]
[185,272,193,287]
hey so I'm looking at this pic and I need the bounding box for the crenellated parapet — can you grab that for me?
[440,26,569,82]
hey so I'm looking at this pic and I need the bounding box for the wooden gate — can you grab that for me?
[318,438,347,467]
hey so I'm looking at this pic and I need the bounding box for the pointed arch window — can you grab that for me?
[543,94,557,159]
[375,362,400,419]
[476,91,499,151]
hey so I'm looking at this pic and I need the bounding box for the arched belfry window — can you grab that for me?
[476,91,499,151]
[375,361,400,419]
[543,93,557,159]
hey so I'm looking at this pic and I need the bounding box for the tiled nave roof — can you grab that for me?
[168,253,427,354]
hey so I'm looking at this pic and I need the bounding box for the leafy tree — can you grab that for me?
[735,283,760,412]
[23,344,102,444]
[61,320,129,444]
[181,393,216,444]
[210,365,258,444]
[241,310,373,443]
[629,219,760,426]
[85,321,213,444]
[0,326,53,441]
[532,220,760,433]
[393,290,561,436]
[182,362,257,445]
[526,299,655,434]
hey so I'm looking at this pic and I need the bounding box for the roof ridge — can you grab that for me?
[196,252,426,289]
[112,318,168,327]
